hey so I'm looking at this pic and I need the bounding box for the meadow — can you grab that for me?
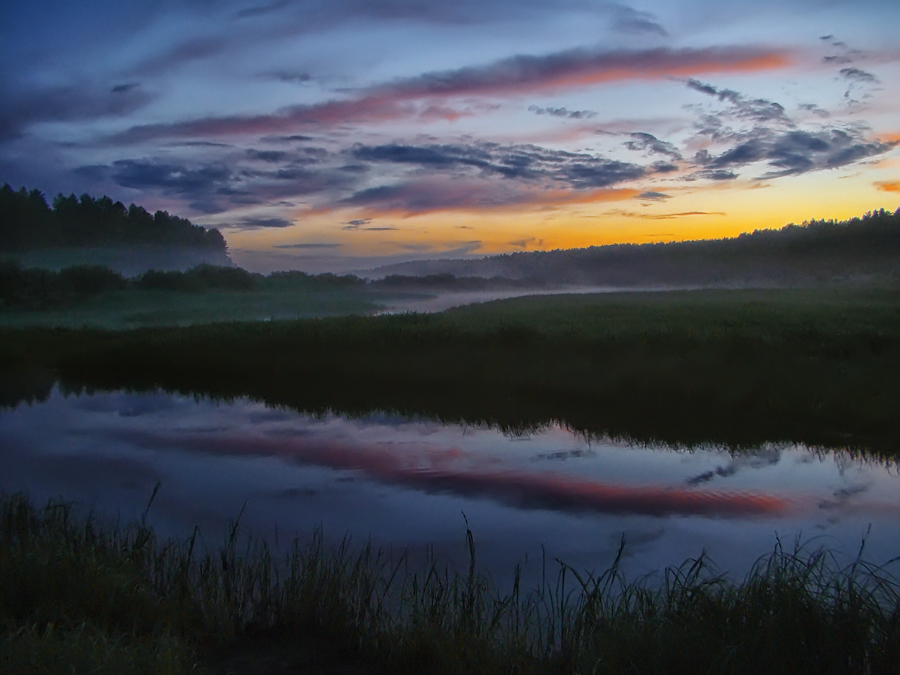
[2,287,898,457]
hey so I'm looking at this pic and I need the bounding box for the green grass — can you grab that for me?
[1,492,898,675]
[2,287,898,455]
[0,287,397,329]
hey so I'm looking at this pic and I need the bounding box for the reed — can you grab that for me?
[2,492,897,674]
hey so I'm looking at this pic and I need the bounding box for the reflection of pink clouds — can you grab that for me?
[134,431,787,517]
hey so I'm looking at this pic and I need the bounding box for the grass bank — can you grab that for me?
[2,288,898,455]
[1,492,898,675]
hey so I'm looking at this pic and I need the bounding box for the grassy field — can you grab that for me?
[2,287,897,456]
[0,287,391,329]
[1,492,897,675]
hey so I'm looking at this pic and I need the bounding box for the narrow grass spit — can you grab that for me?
[1,492,897,674]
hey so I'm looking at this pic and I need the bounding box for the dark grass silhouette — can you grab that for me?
[2,492,897,674]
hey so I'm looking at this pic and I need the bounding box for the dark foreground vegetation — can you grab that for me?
[1,493,897,675]
[2,288,898,457]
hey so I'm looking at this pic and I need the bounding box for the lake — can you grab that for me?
[2,386,897,587]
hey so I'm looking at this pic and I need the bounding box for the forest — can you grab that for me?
[373,207,900,287]
[0,184,226,251]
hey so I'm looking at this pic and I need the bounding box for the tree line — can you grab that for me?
[0,262,369,309]
[0,184,226,251]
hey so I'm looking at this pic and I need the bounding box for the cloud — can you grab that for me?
[636,191,671,201]
[267,71,313,84]
[798,103,830,119]
[686,79,791,124]
[273,242,342,249]
[650,161,679,173]
[528,105,597,119]
[0,83,154,141]
[384,46,790,100]
[335,178,639,218]
[341,217,397,231]
[350,141,645,189]
[108,46,789,144]
[246,149,290,162]
[609,3,668,37]
[131,37,226,77]
[230,216,294,229]
[875,180,899,193]
[839,67,879,83]
[686,169,738,181]
[236,0,291,19]
[343,218,371,228]
[685,80,897,180]
[624,132,682,159]
[509,237,543,249]
[111,159,232,195]
[609,210,726,220]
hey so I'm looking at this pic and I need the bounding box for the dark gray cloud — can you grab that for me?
[650,161,679,173]
[131,37,226,77]
[528,105,597,119]
[350,141,645,189]
[246,149,290,162]
[686,79,791,124]
[232,216,294,229]
[798,103,830,118]
[342,218,371,229]
[267,71,313,84]
[609,209,727,219]
[111,83,141,94]
[0,83,154,142]
[686,169,738,181]
[609,3,668,36]
[111,159,232,195]
[840,67,878,83]
[691,128,894,180]
[273,242,342,249]
[236,0,291,19]
[624,132,682,159]
[686,79,895,180]
[341,217,397,231]
[637,191,670,201]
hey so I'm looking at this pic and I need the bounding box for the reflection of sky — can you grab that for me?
[1,388,897,584]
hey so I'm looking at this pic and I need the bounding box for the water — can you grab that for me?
[2,387,898,585]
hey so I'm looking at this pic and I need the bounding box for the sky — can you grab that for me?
[2,1,899,273]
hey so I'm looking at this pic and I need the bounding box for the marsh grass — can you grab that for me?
[2,492,897,674]
[3,288,898,455]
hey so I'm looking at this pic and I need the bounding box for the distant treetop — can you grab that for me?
[0,184,227,252]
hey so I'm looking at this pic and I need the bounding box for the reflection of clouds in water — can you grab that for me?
[247,408,296,424]
[685,447,782,486]
[98,427,786,518]
[611,527,666,550]
[31,451,161,494]
[818,483,871,511]
[69,391,178,416]
[532,448,596,462]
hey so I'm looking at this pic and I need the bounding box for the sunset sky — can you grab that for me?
[2,0,898,272]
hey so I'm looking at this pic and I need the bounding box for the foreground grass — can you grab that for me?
[1,493,898,675]
[2,287,898,455]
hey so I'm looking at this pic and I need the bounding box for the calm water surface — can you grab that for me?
[2,387,897,584]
